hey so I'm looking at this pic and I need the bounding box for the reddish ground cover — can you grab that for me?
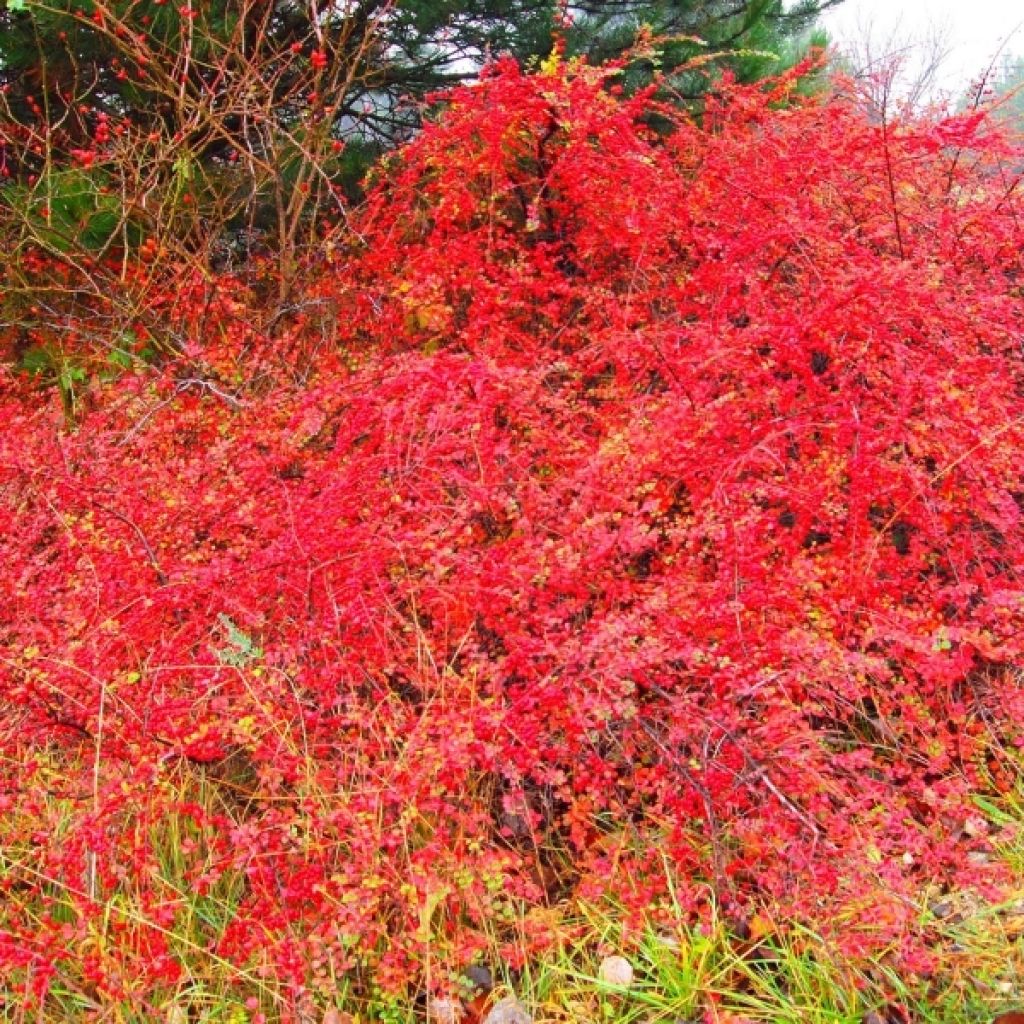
[2,56,1024,1011]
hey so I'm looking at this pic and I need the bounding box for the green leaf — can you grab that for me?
[214,614,263,667]
[19,346,54,376]
[58,364,85,391]
[107,347,135,370]
[173,153,194,184]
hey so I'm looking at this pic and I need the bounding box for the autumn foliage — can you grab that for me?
[2,54,1024,1015]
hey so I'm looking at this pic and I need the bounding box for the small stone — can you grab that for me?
[427,997,462,1024]
[962,816,989,838]
[482,996,532,1024]
[463,964,494,992]
[598,955,634,987]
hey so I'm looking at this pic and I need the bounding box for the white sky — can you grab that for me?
[821,0,1024,99]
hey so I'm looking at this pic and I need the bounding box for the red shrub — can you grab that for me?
[2,56,1024,1010]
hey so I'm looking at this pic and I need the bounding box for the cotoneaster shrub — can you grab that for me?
[1,54,1024,1015]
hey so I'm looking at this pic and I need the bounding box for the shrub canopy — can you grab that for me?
[1,55,1023,1010]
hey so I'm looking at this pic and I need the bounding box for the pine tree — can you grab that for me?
[1,0,839,159]
[0,0,839,299]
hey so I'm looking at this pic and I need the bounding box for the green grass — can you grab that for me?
[505,901,1020,1024]
[3,751,1024,1023]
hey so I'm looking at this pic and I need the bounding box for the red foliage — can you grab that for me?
[2,57,1024,1010]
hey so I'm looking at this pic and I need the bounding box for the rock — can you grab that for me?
[598,955,634,987]
[463,964,495,993]
[427,997,462,1024]
[482,996,532,1024]
[962,816,989,838]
